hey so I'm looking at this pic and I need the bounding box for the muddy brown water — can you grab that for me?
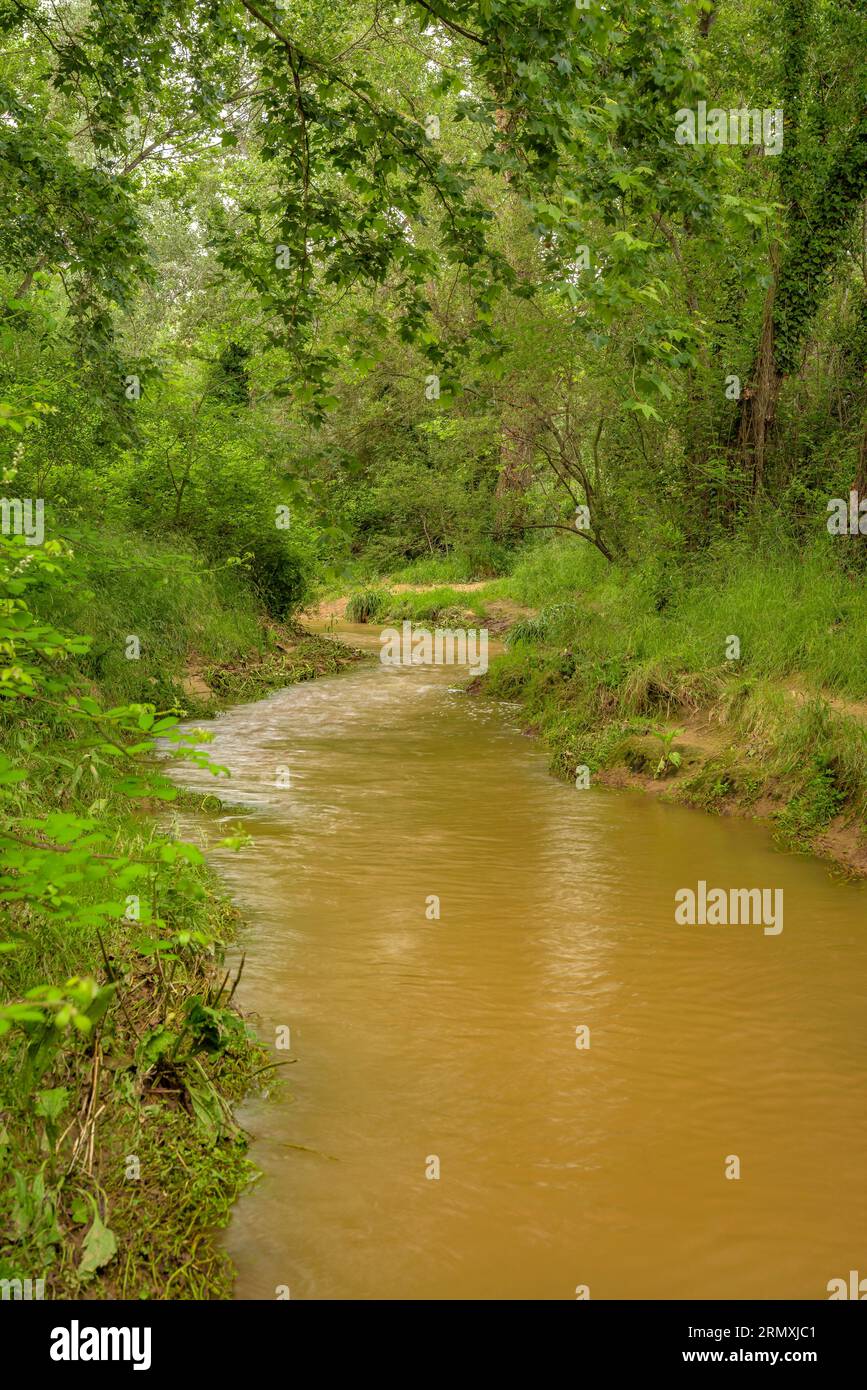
[173,623,867,1300]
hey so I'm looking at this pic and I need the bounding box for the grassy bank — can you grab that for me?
[342,585,489,626]
[480,536,867,876]
[35,527,367,714]
[0,528,362,1299]
[336,534,867,875]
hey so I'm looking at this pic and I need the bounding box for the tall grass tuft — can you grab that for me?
[345,588,391,623]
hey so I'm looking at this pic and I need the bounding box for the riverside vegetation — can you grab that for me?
[2,0,866,1297]
[0,519,361,1298]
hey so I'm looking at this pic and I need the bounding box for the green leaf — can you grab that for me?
[78,1213,118,1279]
[35,1087,69,1123]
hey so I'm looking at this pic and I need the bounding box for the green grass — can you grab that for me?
[345,587,390,623]
[499,536,607,607]
[386,550,506,584]
[382,587,490,622]
[32,526,262,709]
[484,534,867,857]
[496,535,867,698]
[344,584,492,625]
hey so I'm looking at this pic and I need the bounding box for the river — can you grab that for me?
[174,623,867,1300]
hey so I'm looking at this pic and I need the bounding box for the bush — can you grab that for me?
[110,407,318,619]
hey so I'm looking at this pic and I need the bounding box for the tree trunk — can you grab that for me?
[737,251,782,501]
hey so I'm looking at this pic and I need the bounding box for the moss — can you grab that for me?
[678,752,765,812]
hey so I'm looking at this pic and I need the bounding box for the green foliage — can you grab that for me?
[499,535,867,700]
[2,0,867,1303]
[345,588,390,623]
[506,602,576,648]
[24,527,260,707]
[389,549,509,583]
[382,587,489,623]
[0,495,262,1294]
[486,534,867,853]
[648,725,685,778]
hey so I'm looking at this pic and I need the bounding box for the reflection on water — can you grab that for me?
[174,624,867,1300]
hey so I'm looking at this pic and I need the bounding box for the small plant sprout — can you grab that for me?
[650,726,684,778]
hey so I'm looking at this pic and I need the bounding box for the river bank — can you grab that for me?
[177,616,867,1300]
[0,528,364,1300]
[483,658,867,882]
[6,529,860,1301]
[324,539,867,880]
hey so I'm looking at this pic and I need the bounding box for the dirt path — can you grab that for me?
[784,676,867,724]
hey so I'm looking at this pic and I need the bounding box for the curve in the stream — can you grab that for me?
[175,625,867,1300]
